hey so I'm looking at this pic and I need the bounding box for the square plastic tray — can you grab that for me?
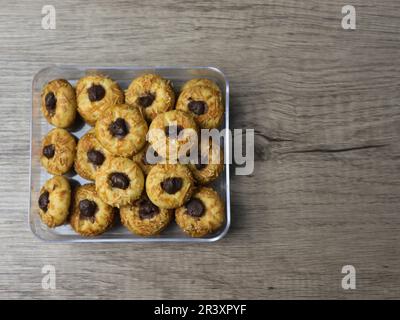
[29,66,230,242]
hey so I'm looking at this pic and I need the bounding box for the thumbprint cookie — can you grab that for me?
[70,184,115,236]
[125,73,175,121]
[74,129,111,180]
[40,128,76,175]
[76,74,124,125]
[146,164,194,209]
[120,195,173,236]
[175,186,225,237]
[176,80,223,129]
[148,110,198,161]
[95,157,144,207]
[41,79,77,128]
[95,104,148,157]
[38,176,71,228]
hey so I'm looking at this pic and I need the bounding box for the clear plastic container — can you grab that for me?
[29,66,230,242]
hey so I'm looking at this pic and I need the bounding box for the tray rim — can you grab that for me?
[29,65,230,243]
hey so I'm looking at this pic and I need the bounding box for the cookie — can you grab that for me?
[74,129,112,181]
[76,74,124,126]
[70,184,115,236]
[95,156,144,207]
[131,143,162,175]
[146,164,194,209]
[41,79,77,128]
[40,128,76,175]
[175,186,225,237]
[176,83,223,129]
[120,195,173,236]
[181,78,221,96]
[38,176,71,228]
[188,138,224,184]
[95,104,148,157]
[125,73,175,121]
[148,110,198,161]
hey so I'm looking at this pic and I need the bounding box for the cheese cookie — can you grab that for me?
[38,175,71,228]
[41,79,77,128]
[175,186,225,237]
[125,73,175,121]
[76,74,124,125]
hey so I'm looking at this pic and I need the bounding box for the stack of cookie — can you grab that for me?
[38,73,225,238]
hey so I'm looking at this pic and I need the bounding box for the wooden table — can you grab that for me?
[1,0,400,299]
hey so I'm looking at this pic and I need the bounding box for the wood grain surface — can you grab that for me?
[1,0,400,299]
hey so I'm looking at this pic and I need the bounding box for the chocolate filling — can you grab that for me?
[109,118,129,138]
[43,144,55,159]
[87,149,105,166]
[109,172,130,189]
[138,199,160,220]
[138,93,155,108]
[161,177,183,194]
[45,92,57,116]
[87,84,106,102]
[188,100,206,115]
[79,199,98,221]
[185,198,205,217]
[38,191,50,212]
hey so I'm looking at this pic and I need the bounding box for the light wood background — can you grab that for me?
[0,0,400,299]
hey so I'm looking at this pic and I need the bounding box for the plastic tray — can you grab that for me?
[29,66,230,242]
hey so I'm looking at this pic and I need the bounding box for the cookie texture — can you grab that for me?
[131,143,162,175]
[40,128,76,175]
[181,78,221,96]
[74,129,112,180]
[41,79,77,128]
[95,157,144,207]
[188,138,224,184]
[146,164,195,209]
[38,176,71,228]
[175,186,225,237]
[125,73,175,121]
[148,110,198,161]
[70,184,115,236]
[176,82,223,129]
[95,104,148,157]
[120,195,173,236]
[76,74,124,126]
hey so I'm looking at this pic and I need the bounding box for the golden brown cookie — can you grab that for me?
[74,129,112,181]
[95,104,148,157]
[95,157,144,207]
[131,143,163,175]
[175,187,225,237]
[148,110,198,161]
[38,176,71,228]
[125,73,175,121]
[146,164,194,209]
[176,84,223,129]
[41,79,77,128]
[188,138,224,184]
[70,184,115,236]
[40,128,76,175]
[76,74,124,126]
[181,78,221,96]
[120,195,173,236]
